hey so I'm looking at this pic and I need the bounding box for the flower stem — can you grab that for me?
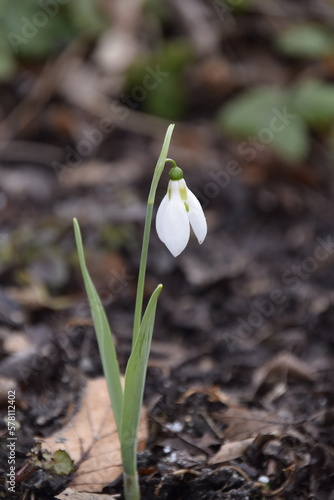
[132,203,153,349]
[165,158,177,169]
[132,124,175,349]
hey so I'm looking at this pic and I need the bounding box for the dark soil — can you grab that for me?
[0,135,334,499]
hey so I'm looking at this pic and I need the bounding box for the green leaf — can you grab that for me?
[270,119,308,163]
[121,284,162,476]
[73,218,123,433]
[293,79,334,129]
[4,2,73,59]
[219,87,286,134]
[227,0,255,13]
[29,444,76,475]
[275,24,334,58]
[0,41,16,80]
[51,450,76,475]
[2,0,105,61]
[218,86,309,163]
[144,74,187,120]
[68,0,107,35]
[126,40,193,120]
[327,125,334,160]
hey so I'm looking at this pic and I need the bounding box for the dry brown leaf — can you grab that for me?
[3,332,30,354]
[252,352,316,394]
[178,386,237,407]
[208,438,255,465]
[39,377,147,492]
[8,284,71,310]
[218,406,285,441]
[56,488,118,499]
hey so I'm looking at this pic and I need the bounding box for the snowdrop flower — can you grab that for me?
[156,162,207,257]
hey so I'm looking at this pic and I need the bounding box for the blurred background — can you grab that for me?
[1,0,334,496]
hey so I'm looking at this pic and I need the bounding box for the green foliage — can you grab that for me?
[293,80,334,129]
[328,126,334,160]
[73,218,124,434]
[146,73,187,121]
[219,87,286,135]
[0,0,106,79]
[228,0,255,13]
[125,40,194,120]
[99,223,134,252]
[275,23,334,58]
[144,0,171,23]
[218,86,308,163]
[121,284,162,475]
[51,450,76,475]
[0,35,16,79]
[67,0,107,35]
[29,443,76,475]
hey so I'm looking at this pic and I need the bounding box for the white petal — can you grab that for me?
[186,187,207,244]
[155,194,169,243]
[156,193,190,257]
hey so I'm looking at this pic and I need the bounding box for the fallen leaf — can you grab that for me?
[0,377,18,405]
[56,488,118,499]
[8,283,72,310]
[208,438,254,464]
[217,406,286,442]
[3,331,30,354]
[180,387,287,445]
[252,352,316,395]
[39,377,147,492]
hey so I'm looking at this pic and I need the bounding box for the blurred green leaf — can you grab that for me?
[228,0,255,13]
[144,0,172,23]
[126,39,194,120]
[144,73,187,120]
[328,125,334,160]
[212,0,255,20]
[154,39,195,73]
[275,24,334,58]
[99,223,133,252]
[2,0,106,63]
[68,0,107,35]
[218,86,309,162]
[270,118,308,164]
[0,36,16,79]
[219,87,285,135]
[293,80,334,129]
[5,1,71,59]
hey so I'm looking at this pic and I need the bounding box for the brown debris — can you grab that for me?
[39,377,147,492]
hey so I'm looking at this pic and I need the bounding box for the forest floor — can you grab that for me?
[0,1,334,498]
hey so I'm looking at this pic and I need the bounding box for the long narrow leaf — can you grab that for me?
[73,218,123,433]
[121,284,162,475]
